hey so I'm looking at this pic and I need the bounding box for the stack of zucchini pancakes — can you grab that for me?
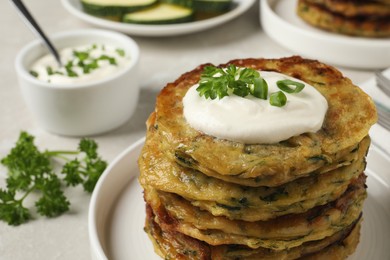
[138,56,377,259]
[297,0,390,37]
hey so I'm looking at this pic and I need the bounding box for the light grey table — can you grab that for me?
[0,1,374,259]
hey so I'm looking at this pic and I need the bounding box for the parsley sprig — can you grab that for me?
[197,65,267,100]
[196,65,305,107]
[0,132,107,226]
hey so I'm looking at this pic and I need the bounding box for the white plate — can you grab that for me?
[260,0,390,69]
[89,138,390,260]
[62,0,255,37]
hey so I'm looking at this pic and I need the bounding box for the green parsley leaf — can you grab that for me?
[0,189,31,225]
[197,66,228,99]
[62,159,83,186]
[239,68,260,84]
[197,65,266,100]
[61,138,107,193]
[232,80,250,97]
[0,131,107,226]
[1,132,51,191]
[82,158,107,193]
[79,138,98,159]
[35,175,70,217]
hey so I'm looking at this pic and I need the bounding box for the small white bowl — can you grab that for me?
[15,29,140,136]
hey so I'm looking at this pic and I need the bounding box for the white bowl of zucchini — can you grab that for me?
[15,29,140,136]
[61,0,256,36]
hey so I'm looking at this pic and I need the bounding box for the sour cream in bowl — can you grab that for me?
[15,29,140,136]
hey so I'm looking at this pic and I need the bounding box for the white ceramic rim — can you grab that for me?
[261,0,390,69]
[15,29,139,90]
[88,137,145,260]
[88,138,390,259]
[61,0,256,37]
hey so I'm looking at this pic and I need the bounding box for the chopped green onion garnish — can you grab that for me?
[66,69,78,77]
[82,60,99,74]
[46,66,54,76]
[196,65,307,108]
[65,61,78,77]
[32,44,125,82]
[270,91,287,107]
[276,79,305,93]
[98,55,117,65]
[30,70,39,78]
[251,78,268,99]
[73,51,89,61]
[116,48,125,57]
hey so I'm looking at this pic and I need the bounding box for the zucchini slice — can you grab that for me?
[80,0,158,17]
[123,3,194,24]
[193,0,233,12]
[160,0,193,8]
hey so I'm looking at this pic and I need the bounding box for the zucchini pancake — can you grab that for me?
[297,0,390,37]
[138,56,377,259]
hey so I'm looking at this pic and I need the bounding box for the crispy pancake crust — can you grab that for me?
[139,124,369,221]
[149,111,362,188]
[301,221,361,260]
[144,173,366,250]
[305,0,390,17]
[145,204,210,260]
[154,56,376,185]
[297,0,390,37]
[145,206,362,260]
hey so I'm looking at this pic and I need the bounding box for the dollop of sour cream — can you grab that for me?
[30,44,130,85]
[183,71,328,144]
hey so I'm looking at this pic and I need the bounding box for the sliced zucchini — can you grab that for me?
[159,0,193,8]
[80,0,158,17]
[122,3,194,24]
[193,0,233,12]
